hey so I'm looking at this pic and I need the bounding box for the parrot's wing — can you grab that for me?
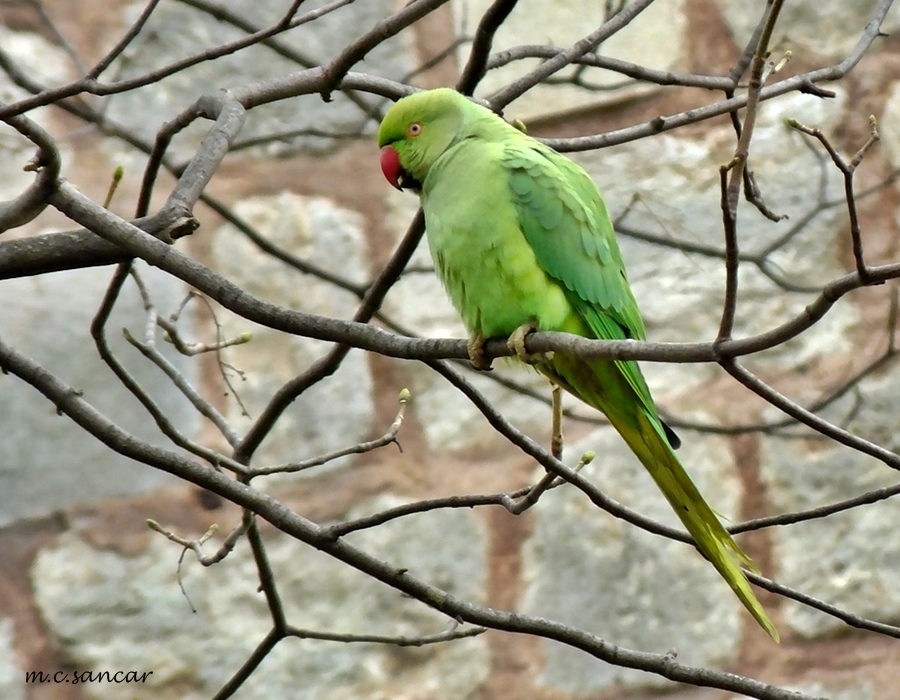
[503,143,666,425]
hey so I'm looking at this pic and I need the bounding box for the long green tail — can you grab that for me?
[612,408,778,641]
[545,358,779,642]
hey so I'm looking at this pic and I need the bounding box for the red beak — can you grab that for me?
[380,145,403,190]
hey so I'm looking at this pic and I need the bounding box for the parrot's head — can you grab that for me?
[377,88,468,192]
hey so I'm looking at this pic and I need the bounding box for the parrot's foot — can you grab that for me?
[508,322,553,365]
[467,332,493,371]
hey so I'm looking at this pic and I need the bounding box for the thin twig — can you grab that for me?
[285,621,487,646]
[788,116,881,282]
[749,573,900,639]
[721,359,900,472]
[147,515,249,566]
[90,263,247,473]
[506,449,595,516]
[487,0,657,109]
[249,388,409,476]
[457,0,521,95]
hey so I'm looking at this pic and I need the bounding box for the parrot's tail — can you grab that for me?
[609,407,779,642]
[540,353,778,640]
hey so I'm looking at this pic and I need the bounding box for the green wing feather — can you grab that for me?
[503,143,663,427]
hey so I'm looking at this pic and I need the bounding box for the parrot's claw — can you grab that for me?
[508,322,553,365]
[467,333,493,371]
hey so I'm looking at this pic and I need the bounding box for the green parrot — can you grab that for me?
[378,88,778,642]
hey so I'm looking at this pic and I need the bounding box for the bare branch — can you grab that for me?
[456,0,521,95]
[487,45,736,91]
[720,359,900,472]
[319,0,453,101]
[147,514,249,567]
[716,0,785,342]
[285,621,487,646]
[249,388,409,476]
[232,211,426,464]
[540,0,894,152]
[487,0,657,109]
[123,324,240,448]
[0,110,61,232]
[750,573,900,640]
[788,115,882,282]
[90,263,247,474]
[88,0,165,79]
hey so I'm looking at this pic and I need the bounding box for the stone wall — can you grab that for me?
[2,1,900,699]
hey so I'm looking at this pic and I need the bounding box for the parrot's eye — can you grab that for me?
[407,122,423,137]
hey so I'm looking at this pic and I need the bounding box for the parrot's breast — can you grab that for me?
[421,144,573,338]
